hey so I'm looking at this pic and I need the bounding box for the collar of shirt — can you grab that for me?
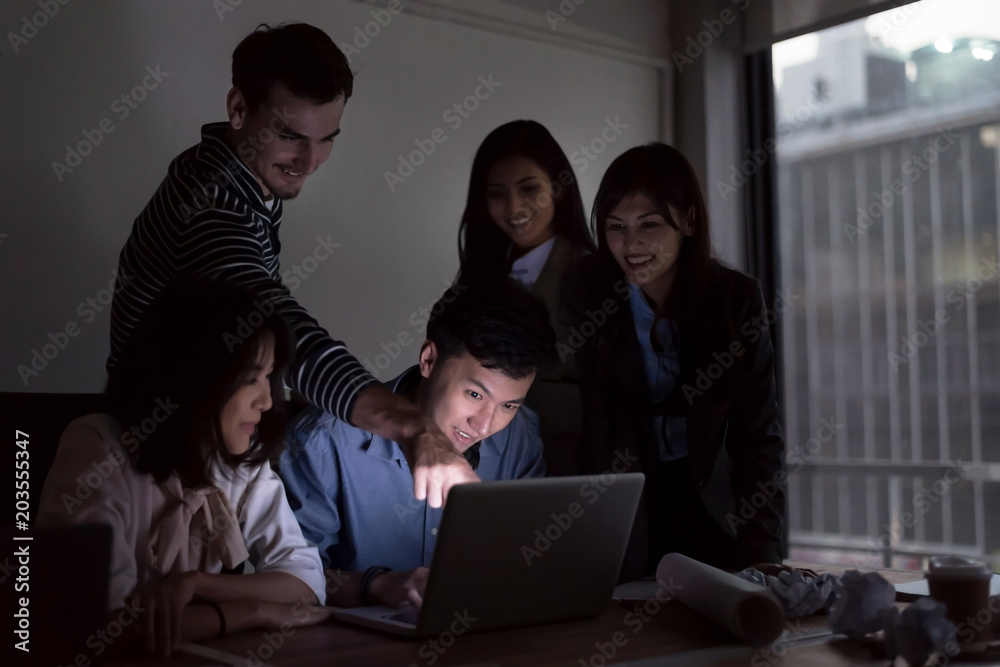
[198,122,281,224]
[627,282,680,388]
[362,365,506,463]
[462,442,481,472]
[627,283,675,339]
[627,281,655,321]
[508,237,556,290]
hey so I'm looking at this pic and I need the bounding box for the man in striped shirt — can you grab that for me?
[108,23,478,506]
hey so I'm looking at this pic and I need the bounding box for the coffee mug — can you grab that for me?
[926,555,993,653]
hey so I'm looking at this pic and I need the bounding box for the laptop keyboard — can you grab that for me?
[389,612,419,625]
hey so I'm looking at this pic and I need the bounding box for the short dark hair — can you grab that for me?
[426,277,557,380]
[104,275,295,487]
[232,23,353,113]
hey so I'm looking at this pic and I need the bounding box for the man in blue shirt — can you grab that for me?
[279,278,557,607]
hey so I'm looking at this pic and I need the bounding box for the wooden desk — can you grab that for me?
[110,564,982,667]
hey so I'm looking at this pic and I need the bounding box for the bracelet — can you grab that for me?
[199,598,226,637]
[360,566,392,606]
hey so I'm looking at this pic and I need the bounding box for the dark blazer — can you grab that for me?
[560,254,785,577]
[525,235,590,438]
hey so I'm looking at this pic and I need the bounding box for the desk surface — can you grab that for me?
[109,564,998,667]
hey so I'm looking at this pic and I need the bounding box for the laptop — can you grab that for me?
[330,473,644,637]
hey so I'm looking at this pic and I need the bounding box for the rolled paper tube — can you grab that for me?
[656,552,786,645]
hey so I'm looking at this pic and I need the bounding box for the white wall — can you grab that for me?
[0,0,663,392]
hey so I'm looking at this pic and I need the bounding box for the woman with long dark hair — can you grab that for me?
[458,120,596,474]
[38,276,329,657]
[562,143,785,578]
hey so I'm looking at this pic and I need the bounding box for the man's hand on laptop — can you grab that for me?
[349,384,480,508]
[370,567,430,608]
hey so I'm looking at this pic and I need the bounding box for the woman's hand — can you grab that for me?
[370,567,430,607]
[136,570,201,656]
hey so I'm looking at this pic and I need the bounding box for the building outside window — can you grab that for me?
[772,0,1000,569]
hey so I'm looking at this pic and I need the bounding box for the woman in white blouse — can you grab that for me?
[457,120,595,475]
[38,276,329,657]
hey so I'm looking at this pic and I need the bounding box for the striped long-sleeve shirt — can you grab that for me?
[108,122,376,421]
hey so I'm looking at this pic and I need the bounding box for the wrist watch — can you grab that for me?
[360,565,393,605]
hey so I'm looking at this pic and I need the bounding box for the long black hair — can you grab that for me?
[103,274,295,487]
[458,120,594,281]
[592,143,715,332]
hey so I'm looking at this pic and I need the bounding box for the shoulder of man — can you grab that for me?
[491,404,542,457]
[514,402,541,431]
[281,404,376,476]
[161,139,255,222]
[285,404,360,456]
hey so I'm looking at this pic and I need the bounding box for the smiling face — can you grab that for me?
[485,156,557,251]
[219,338,275,455]
[604,192,693,308]
[415,343,534,452]
[226,82,345,200]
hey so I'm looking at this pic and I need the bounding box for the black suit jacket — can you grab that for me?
[526,235,589,436]
[560,254,786,577]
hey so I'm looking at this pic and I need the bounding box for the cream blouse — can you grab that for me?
[37,414,326,610]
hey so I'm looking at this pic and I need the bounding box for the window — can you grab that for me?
[772,0,1000,569]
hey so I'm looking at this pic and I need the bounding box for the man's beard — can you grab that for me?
[262,176,302,201]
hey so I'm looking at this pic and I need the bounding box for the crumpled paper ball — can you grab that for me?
[737,567,840,617]
[883,597,956,667]
[828,570,896,638]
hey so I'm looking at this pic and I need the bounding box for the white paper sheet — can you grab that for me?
[654,553,787,646]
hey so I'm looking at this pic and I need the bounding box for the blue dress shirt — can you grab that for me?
[627,282,688,461]
[278,366,547,573]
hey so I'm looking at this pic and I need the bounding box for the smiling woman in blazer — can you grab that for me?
[458,120,596,475]
[561,143,785,579]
